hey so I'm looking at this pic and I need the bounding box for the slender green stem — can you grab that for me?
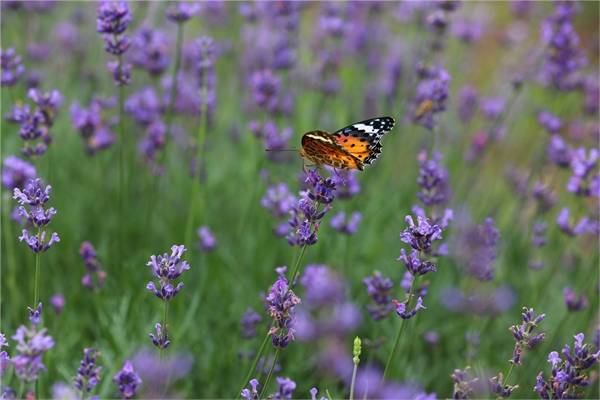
[382,279,416,382]
[350,363,358,400]
[237,331,270,399]
[160,300,169,361]
[184,74,210,247]
[287,244,307,287]
[504,363,515,388]
[260,348,280,399]
[34,227,41,307]
[117,55,126,263]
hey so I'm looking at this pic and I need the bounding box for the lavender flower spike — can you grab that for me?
[241,378,259,400]
[146,244,190,300]
[74,348,102,395]
[266,275,300,348]
[113,360,142,399]
[11,324,54,382]
[400,214,443,254]
[509,307,545,365]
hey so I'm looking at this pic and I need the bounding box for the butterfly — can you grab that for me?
[299,116,395,170]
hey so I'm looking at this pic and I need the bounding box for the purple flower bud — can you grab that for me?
[167,2,200,23]
[197,225,217,252]
[113,360,141,399]
[1,47,25,86]
[50,294,64,315]
[538,110,562,134]
[74,348,102,394]
[563,287,588,311]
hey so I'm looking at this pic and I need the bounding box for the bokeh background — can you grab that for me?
[1,1,599,399]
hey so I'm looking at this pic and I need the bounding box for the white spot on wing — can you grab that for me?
[353,123,378,134]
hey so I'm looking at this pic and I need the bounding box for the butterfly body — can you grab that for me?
[300,117,395,170]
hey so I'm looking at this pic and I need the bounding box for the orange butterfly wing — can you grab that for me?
[301,131,362,170]
[332,117,394,167]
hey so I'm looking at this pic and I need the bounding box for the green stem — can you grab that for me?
[237,331,270,399]
[160,300,169,361]
[287,245,307,287]
[349,363,358,400]
[382,279,416,382]
[184,73,210,247]
[504,363,515,388]
[117,55,125,263]
[34,227,41,307]
[259,348,280,399]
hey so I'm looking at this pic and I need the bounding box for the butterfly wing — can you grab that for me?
[332,116,395,166]
[301,131,362,170]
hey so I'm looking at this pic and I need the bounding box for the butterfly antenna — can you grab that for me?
[265,148,299,152]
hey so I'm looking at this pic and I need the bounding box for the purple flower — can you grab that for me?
[488,372,518,398]
[532,182,556,213]
[509,307,545,365]
[70,100,116,155]
[241,378,259,400]
[261,183,297,236]
[241,308,262,339]
[556,207,598,236]
[457,85,478,123]
[1,156,36,190]
[400,214,443,254]
[535,333,599,399]
[130,349,192,396]
[167,2,200,23]
[416,151,450,206]
[540,1,587,90]
[563,287,588,311]
[97,1,131,49]
[567,146,598,197]
[251,69,281,112]
[538,110,562,134]
[146,245,190,301]
[27,303,42,325]
[480,97,506,120]
[531,222,547,247]
[130,27,170,76]
[13,178,59,253]
[50,294,64,315]
[363,271,394,320]
[452,367,479,399]
[411,63,451,130]
[0,333,9,376]
[7,91,62,158]
[193,36,218,119]
[197,225,217,252]
[98,1,132,85]
[452,19,483,43]
[287,169,337,247]
[441,285,516,316]
[148,323,170,349]
[392,296,426,320]
[582,75,599,115]
[80,241,106,290]
[107,60,132,86]
[74,348,102,394]
[125,86,162,125]
[398,249,437,276]
[547,134,572,167]
[452,217,499,281]
[1,47,25,86]
[274,377,296,400]
[266,275,300,348]
[113,360,142,399]
[300,265,345,308]
[11,324,54,382]
[329,211,361,235]
[254,121,293,163]
[329,168,361,199]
